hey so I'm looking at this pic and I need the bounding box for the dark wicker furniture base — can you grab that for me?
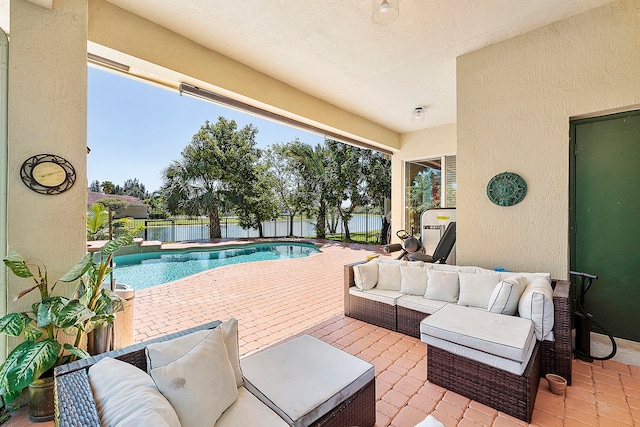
[344,262,572,385]
[396,305,427,337]
[55,322,375,427]
[349,294,397,331]
[427,342,541,423]
[313,378,375,427]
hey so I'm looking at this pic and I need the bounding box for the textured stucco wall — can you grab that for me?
[457,0,640,278]
[390,123,456,243]
[7,0,88,320]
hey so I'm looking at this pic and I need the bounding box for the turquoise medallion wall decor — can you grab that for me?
[486,172,527,206]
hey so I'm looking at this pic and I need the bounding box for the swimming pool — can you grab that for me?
[112,243,320,290]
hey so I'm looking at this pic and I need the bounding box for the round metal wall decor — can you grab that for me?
[486,172,527,207]
[20,154,76,195]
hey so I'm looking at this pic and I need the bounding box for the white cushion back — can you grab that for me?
[352,261,378,290]
[518,278,555,340]
[424,269,459,303]
[399,265,428,296]
[88,357,181,427]
[457,271,501,309]
[149,327,238,427]
[487,275,528,315]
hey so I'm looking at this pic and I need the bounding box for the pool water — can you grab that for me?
[113,243,319,290]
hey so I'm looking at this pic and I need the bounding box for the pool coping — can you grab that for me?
[87,237,323,256]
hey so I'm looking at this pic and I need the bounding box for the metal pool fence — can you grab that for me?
[121,210,385,244]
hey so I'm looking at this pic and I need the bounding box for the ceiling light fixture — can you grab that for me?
[412,106,425,122]
[372,0,399,25]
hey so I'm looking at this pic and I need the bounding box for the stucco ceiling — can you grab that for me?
[105,0,615,134]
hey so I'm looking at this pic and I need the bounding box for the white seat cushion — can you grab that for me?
[420,303,535,363]
[241,335,374,427]
[217,387,289,427]
[422,333,536,376]
[397,295,448,314]
[349,286,402,305]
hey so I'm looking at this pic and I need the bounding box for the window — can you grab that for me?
[404,155,456,237]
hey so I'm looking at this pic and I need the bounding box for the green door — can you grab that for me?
[571,110,640,342]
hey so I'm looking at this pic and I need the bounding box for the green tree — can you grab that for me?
[266,142,309,236]
[232,162,280,237]
[283,141,335,239]
[325,139,390,240]
[123,178,148,199]
[409,169,441,231]
[162,117,260,239]
[101,181,115,194]
[95,197,129,216]
[86,203,109,240]
[88,180,101,192]
[144,192,169,219]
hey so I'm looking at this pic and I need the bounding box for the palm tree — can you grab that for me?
[101,181,115,194]
[285,141,334,239]
[162,159,225,239]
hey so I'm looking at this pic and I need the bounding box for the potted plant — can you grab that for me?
[0,234,132,421]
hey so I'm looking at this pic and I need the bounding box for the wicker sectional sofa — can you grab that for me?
[343,258,572,385]
[55,321,376,427]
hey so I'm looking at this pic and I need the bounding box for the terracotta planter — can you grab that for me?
[546,373,567,395]
[28,377,54,422]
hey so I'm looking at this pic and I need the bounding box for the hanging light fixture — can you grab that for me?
[372,0,399,25]
[412,106,425,122]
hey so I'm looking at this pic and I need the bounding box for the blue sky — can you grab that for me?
[88,67,324,193]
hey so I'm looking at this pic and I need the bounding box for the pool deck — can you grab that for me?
[6,241,640,427]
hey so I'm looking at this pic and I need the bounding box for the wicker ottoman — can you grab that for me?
[421,304,540,422]
[241,334,376,427]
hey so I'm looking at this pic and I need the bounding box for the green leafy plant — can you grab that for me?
[0,234,133,404]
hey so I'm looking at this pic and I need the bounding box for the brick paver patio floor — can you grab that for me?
[6,241,640,426]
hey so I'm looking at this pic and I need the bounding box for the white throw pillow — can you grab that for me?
[487,275,528,315]
[88,357,181,427]
[457,271,501,309]
[518,278,555,340]
[146,320,243,387]
[400,265,428,296]
[220,318,243,387]
[150,327,238,427]
[353,261,378,290]
[376,262,402,291]
[424,269,459,303]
